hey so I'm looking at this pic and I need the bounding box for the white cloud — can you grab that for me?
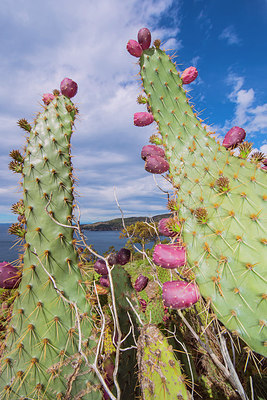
[219,25,241,45]
[0,0,181,223]
[225,71,267,138]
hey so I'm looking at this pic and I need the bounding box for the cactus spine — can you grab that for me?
[0,93,101,399]
[132,41,266,356]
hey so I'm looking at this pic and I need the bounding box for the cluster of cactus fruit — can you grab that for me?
[0,26,266,400]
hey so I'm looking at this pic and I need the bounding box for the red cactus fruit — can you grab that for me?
[141,144,165,160]
[134,274,149,292]
[145,155,169,174]
[99,276,110,288]
[137,28,151,50]
[60,78,78,98]
[126,39,143,57]
[93,259,108,275]
[42,93,55,105]
[162,280,200,309]
[134,112,154,127]
[181,66,198,84]
[222,126,246,149]
[0,262,21,289]
[116,248,131,265]
[107,253,117,266]
[158,218,178,237]
[152,244,186,269]
[139,299,147,312]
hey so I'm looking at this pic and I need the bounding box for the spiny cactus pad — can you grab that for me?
[137,324,189,399]
[135,41,266,356]
[0,95,101,399]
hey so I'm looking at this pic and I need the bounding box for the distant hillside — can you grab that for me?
[81,213,171,231]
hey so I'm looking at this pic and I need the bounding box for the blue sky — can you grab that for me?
[0,0,266,223]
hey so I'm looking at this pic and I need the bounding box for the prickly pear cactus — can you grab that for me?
[130,35,267,356]
[0,92,102,399]
[137,324,189,399]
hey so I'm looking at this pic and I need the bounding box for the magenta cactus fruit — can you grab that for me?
[42,93,55,105]
[60,77,78,98]
[134,112,154,126]
[158,218,178,237]
[134,274,149,292]
[137,28,151,50]
[0,262,21,289]
[162,280,200,309]
[153,244,186,269]
[145,155,169,174]
[141,144,165,160]
[93,259,108,275]
[139,299,147,312]
[126,39,143,57]
[99,276,110,288]
[181,66,198,84]
[116,248,131,265]
[222,126,246,149]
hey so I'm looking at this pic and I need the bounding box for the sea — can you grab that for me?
[0,223,129,263]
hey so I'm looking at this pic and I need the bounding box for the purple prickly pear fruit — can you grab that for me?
[141,144,165,160]
[99,276,110,288]
[107,253,117,266]
[158,218,179,237]
[162,280,200,309]
[42,93,55,105]
[60,78,78,98]
[126,39,143,57]
[93,259,108,275]
[0,262,21,289]
[152,244,186,269]
[145,155,169,174]
[139,299,147,312]
[222,126,246,149]
[138,28,151,50]
[116,248,131,265]
[261,165,267,171]
[134,112,154,127]
[134,274,149,292]
[181,66,198,84]
[262,158,267,166]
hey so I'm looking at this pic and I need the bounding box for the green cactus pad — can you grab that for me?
[137,47,267,356]
[137,324,189,399]
[0,95,101,399]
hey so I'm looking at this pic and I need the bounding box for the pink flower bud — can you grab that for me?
[181,66,198,84]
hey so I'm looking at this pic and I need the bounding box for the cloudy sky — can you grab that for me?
[1,0,266,223]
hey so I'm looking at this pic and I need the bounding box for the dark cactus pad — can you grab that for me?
[162,280,200,309]
[145,155,169,174]
[134,112,154,126]
[116,248,131,265]
[137,28,151,50]
[126,39,143,57]
[94,259,108,275]
[134,274,149,292]
[0,262,21,289]
[181,66,198,84]
[60,77,78,98]
[141,144,165,160]
[222,126,246,149]
[153,244,186,269]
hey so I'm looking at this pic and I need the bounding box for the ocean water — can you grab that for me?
[0,223,128,263]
